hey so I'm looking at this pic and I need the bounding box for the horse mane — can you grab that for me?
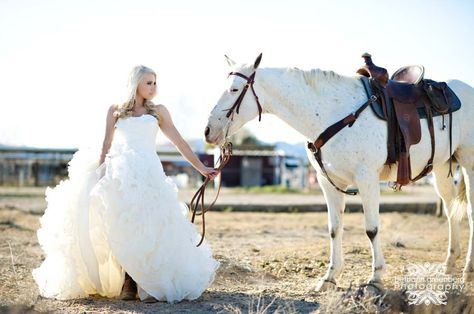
[287,67,354,90]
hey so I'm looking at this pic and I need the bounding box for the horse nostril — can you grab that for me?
[204,126,210,137]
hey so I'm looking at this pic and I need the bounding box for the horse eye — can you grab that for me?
[230,88,239,93]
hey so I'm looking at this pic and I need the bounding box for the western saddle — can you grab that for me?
[356,53,461,188]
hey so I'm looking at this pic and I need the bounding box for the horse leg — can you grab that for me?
[455,144,474,280]
[316,173,346,292]
[459,166,474,281]
[432,163,461,273]
[354,167,385,289]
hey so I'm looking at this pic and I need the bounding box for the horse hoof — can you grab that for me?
[361,281,385,296]
[316,279,337,292]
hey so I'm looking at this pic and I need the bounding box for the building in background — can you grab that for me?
[0,143,206,188]
[0,140,307,189]
[0,145,73,186]
[211,143,306,189]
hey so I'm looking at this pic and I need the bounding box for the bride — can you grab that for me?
[33,65,220,303]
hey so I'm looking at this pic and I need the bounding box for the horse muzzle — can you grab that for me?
[204,125,225,145]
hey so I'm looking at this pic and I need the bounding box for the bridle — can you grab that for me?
[224,71,263,122]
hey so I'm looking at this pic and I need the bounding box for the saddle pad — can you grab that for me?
[359,76,462,120]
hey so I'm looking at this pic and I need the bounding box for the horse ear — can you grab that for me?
[225,55,236,67]
[253,53,263,69]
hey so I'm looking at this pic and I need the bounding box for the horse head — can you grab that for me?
[205,53,263,146]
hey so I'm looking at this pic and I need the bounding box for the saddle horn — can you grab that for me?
[356,52,389,87]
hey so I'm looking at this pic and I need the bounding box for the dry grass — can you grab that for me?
[219,294,297,314]
[3,199,474,313]
[318,284,390,313]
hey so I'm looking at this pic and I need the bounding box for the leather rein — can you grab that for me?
[190,142,232,246]
[190,70,261,246]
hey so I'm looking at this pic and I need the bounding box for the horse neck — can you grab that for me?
[256,68,367,141]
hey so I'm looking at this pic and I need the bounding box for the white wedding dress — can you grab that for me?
[33,114,219,303]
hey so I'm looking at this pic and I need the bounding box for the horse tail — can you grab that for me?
[451,170,467,222]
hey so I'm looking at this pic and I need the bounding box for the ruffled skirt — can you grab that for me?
[33,144,219,303]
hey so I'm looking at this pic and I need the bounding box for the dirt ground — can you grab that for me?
[2,193,474,313]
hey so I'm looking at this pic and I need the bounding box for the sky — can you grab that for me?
[1,0,473,148]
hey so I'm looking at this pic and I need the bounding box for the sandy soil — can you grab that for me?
[1,196,474,313]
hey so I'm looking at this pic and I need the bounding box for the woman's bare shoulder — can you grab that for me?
[108,104,119,113]
[153,103,166,110]
[106,104,119,120]
[154,104,170,115]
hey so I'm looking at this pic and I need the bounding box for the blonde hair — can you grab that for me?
[114,65,160,120]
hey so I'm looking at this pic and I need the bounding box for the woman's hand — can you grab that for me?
[199,166,219,180]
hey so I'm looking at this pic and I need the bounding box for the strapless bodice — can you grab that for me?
[111,114,159,152]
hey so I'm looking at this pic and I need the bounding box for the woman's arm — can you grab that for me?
[99,105,118,165]
[156,105,218,179]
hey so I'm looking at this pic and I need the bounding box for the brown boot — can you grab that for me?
[119,273,137,300]
[142,296,158,303]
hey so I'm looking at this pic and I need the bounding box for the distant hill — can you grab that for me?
[274,141,307,158]
[0,143,24,149]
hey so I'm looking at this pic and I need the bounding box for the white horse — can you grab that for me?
[204,54,474,291]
